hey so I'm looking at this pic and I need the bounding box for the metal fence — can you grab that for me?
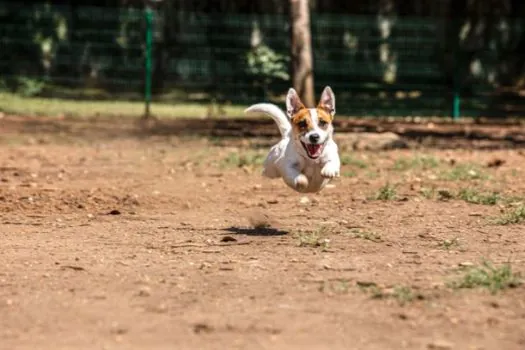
[1,2,524,118]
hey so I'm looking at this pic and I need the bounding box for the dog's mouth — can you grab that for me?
[301,141,325,159]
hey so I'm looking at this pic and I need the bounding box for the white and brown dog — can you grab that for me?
[245,86,340,193]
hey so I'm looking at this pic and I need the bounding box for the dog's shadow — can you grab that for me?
[224,226,288,236]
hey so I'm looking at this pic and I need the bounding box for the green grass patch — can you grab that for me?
[349,228,383,243]
[393,155,440,171]
[340,154,368,169]
[319,279,351,294]
[419,186,436,199]
[373,183,397,201]
[438,237,460,250]
[449,261,522,294]
[220,151,265,168]
[391,286,421,305]
[493,205,525,225]
[342,170,357,178]
[0,92,247,118]
[457,188,500,205]
[358,282,423,305]
[440,163,488,181]
[295,227,330,249]
[365,170,379,179]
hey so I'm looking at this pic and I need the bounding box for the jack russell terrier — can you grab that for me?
[245,86,341,193]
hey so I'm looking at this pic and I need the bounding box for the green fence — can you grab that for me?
[1,2,524,118]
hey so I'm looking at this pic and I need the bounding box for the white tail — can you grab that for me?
[244,103,291,138]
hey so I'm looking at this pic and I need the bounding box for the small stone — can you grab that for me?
[458,261,474,267]
[299,196,310,205]
[137,286,151,297]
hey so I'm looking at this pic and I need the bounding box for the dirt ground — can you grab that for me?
[1,115,525,350]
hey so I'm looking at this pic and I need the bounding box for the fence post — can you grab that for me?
[451,18,461,121]
[144,6,154,119]
[452,53,461,120]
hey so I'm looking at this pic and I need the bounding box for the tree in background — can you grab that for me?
[290,0,314,106]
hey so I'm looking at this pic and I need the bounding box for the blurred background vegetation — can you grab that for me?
[1,0,524,118]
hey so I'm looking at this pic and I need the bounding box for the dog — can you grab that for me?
[244,86,340,193]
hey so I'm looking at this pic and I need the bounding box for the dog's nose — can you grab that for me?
[309,133,320,144]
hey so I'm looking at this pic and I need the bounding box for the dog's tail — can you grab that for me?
[244,103,291,138]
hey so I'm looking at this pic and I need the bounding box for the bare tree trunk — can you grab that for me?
[290,0,314,106]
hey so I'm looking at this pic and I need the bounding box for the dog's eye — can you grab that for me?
[318,120,328,127]
[297,120,307,129]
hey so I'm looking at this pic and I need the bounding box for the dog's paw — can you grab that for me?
[294,174,309,190]
[321,164,340,179]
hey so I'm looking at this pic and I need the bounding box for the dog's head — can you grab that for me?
[286,86,336,159]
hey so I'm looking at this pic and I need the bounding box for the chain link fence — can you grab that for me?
[1,2,524,118]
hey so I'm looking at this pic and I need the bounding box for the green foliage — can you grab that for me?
[0,79,8,92]
[246,44,289,93]
[16,77,46,97]
[393,155,439,171]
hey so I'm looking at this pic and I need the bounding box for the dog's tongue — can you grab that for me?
[307,144,322,157]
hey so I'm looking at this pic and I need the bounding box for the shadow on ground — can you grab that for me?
[224,226,289,236]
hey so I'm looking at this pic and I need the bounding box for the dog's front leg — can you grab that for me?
[282,163,308,191]
[321,156,341,179]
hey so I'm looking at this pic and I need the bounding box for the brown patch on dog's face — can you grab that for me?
[290,108,314,134]
[316,107,333,129]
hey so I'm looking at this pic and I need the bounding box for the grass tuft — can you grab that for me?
[438,237,460,250]
[457,188,499,205]
[374,183,397,201]
[220,151,265,168]
[295,227,330,249]
[449,261,522,294]
[349,228,383,243]
[493,206,525,225]
[358,282,423,305]
[340,155,368,169]
[393,155,440,171]
[419,186,436,199]
[440,164,488,181]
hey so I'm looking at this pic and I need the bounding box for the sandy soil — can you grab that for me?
[1,115,524,350]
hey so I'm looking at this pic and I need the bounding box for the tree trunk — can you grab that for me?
[290,0,314,106]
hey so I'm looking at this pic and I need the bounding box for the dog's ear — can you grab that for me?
[286,88,305,118]
[317,86,336,117]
